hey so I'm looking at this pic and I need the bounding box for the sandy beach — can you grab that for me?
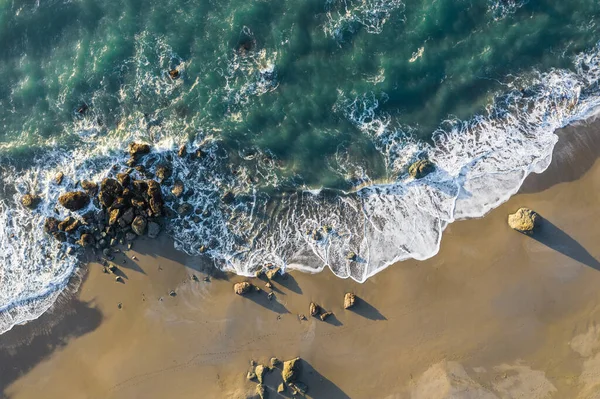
[1,118,600,399]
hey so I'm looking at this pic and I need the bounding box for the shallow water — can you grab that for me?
[0,0,600,333]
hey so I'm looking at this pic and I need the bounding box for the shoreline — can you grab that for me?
[0,115,599,397]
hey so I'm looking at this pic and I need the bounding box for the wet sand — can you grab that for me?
[2,119,600,398]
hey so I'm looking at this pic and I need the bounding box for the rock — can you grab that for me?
[195,148,205,159]
[221,191,234,204]
[78,233,95,247]
[255,384,266,399]
[168,69,180,79]
[128,142,151,157]
[408,159,435,179]
[178,145,187,158]
[508,208,539,234]
[108,264,119,274]
[177,203,193,216]
[320,312,333,321]
[277,383,285,393]
[255,364,266,383]
[282,357,301,384]
[169,290,176,297]
[116,173,130,187]
[108,209,121,226]
[309,302,321,317]
[125,232,137,241]
[58,191,90,211]
[265,267,281,280]
[110,197,127,210]
[346,251,357,261]
[132,216,147,236]
[292,381,308,394]
[117,302,122,309]
[270,357,281,367]
[44,217,60,234]
[98,190,114,208]
[80,180,99,195]
[131,198,146,209]
[132,180,148,194]
[147,222,160,239]
[344,292,356,309]
[246,371,257,381]
[58,217,80,233]
[155,165,171,181]
[54,172,64,185]
[115,276,123,283]
[265,282,272,289]
[100,178,123,196]
[267,292,274,300]
[171,180,184,198]
[121,207,135,225]
[20,194,39,209]
[234,281,252,295]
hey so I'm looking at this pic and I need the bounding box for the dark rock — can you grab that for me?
[178,145,187,158]
[121,207,135,225]
[171,180,184,198]
[80,180,99,196]
[147,222,160,238]
[78,233,95,247]
[255,364,266,383]
[149,197,163,217]
[52,231,67,242]
[21,194,40,209]
[195,148,204,159]
[116,172,131,187]
[44,217,60,234]
[128,142,151,157]
[58,191,90,211]
[408,159,435,179]
[100,178,123,196]
[125,232,137,241]
[108,209,121,226]
[58,217,80,234]
[177,203,193,216]
[169,69,180,79]
[132,216,147,236]
[110,197,128,209]
[98,190,114,209]
[221,191,234,204]
[131,198,146,209]
[270,357,281,367]
[255,384,266,399]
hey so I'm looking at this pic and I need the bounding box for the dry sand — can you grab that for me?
[1,119,600,399]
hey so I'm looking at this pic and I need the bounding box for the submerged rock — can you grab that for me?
[234,281,252,295]
[282,357,301,384]
[508,208,539,234]
[221,191,235,204]
[408,159,435,179]
[58,191,90,211]
[344,293,356,309]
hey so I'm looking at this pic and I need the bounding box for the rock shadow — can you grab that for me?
[245,290,290,315]
[282,360,350,399]
[0,297,102,398]
[350,298,387,321]
[529,218,600,271]
[277,273,302,295]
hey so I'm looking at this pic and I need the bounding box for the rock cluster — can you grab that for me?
[246,356,308,397]
[41,143,164,251]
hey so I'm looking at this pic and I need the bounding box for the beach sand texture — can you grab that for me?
[1,119,600,398]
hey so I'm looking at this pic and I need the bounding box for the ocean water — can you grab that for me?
[1,0,600,333]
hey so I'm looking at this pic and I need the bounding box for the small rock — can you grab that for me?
[408,159,436,179]
[171,180,184,198]
[246,371,257,381]
[108,264,119,274]
[132,255,138,261]
[346,251,357,261]
[77,233,95,247]
[169,290,176,297]
[265,267,281,280]
[128,142,151,157]
[234,282,252,295]
[115,276,123,283]
[267,292,274,300]
[191,274,199,282]
[132,215,147,235]
[54,172,64,185]
[320,311,333,321]
[508,208,539,234]
[277,383,285,393]
[117,302,122,309]
[270,357,281,367]
[221,191,235,204]
[203,276,210,282]
[344,292,356,309]
[177,144,187,158]
[299,314,307,321]
[309,302,321,317]
[255,364,266,383]
[168,69,180,79]
[80,180,99,195]
[265,282,272,289]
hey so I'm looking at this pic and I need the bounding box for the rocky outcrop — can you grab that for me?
[508,208,539,234]
[282,357,301,384]
[58,191,90,211]
[234,281,252,295]
[408,159,435,179]
[344,292,356,309]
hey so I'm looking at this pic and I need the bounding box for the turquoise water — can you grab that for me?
[1,0,600,332]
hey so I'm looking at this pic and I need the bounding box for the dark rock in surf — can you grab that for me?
[21,194,39,209]
[128,142,151,157]
[116,172,130,187]
[44,217,60,234]
[178,145,187,158]
[177,203,193,216]
[77,233,95,247]
[132,216,147,236]
[408,159,435,179]
[171,180,184,198]
[80,180,99,196]
[58,191,90,211]
[121,207,135,225]
[58,217,80,234]
[155,165,171,182]
[168,69,180,79]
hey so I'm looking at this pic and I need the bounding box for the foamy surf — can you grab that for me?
[1,32,600,335]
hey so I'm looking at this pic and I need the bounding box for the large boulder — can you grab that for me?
[408,159,435,179]
[58,191,90,211]
[128,142,151,157]
[132,216,147,236]
[234,281,252,295]
[282,357,301,384]
[508,208,539,234]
